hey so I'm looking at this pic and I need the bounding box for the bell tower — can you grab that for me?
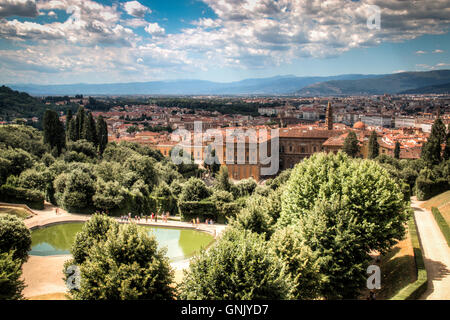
[326,101,333,130]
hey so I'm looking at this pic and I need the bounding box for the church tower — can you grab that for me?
[326,101,333,130]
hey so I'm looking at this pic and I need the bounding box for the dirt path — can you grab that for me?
[411,198,450,300]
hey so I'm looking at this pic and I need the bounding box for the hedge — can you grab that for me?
[415,177,449,201]
[178,200,225,223]
[0,184,44,210]
[431,207,450,247]
[391,213,428,300]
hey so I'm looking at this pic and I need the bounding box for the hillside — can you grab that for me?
[399,82,450,94]
[7,74,376,96]
[296,70,450,96]
[0,86,77,121]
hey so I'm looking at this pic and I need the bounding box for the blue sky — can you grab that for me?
[0,0,449,84]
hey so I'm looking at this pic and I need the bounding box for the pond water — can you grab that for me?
[30,222,214,261]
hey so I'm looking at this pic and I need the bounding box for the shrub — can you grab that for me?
[179,228,293,300]
[234,178,257,198]
[70,223,174,300]
[0,251,25,300]
[0,214,31,262]
[0,184,44,209]
[179,177,210,202]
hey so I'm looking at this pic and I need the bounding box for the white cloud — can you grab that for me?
[415,50,427,54]
[145,22,164,36]
[122,1,150,18]
[433,49,445,53]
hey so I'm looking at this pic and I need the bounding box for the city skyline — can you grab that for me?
[0,0,450,85]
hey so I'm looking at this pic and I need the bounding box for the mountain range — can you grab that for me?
[6,70,450,96]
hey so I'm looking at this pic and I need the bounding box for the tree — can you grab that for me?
[230,195,273,239]
[70,214,119,265]
[43,109,66,154]
[278,152,407,254]
[70,223,174,300]
[203,147,221,176]
[0,214,31,263]
[0,251,25,300]
[394,141,401,159]
[179,228,293,300]
[292,200,374,299]
[270,226,322,300]
[342,131,359,157]
[75,106,86,140]
[367,131,379,159]
[66,109,73,131]
[179,177,210,202]
[444,130,450,161]
[215,166,231,192]
[96,115,108,155]
[82,112,97,146]
[421,118,447,165]
[67,117,78,141]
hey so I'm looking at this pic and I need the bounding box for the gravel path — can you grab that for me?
[411,198,450,300]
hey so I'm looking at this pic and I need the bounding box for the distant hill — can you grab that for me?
[0,85,76,121]
[399,82,450,94]
[296,70,450,96]
[7,74,378,96]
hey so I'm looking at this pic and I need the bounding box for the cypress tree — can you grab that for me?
[368,131,379,159]
[421,118,446,165]
[82,112,96,144]
[342,131,359,158]
[96,115,108,155]
[394,141,401,159]
[66,109,73,130]
[43,109,66,155]
[75,106,85,140]
[444,131,450,161]
[68,117,78,141]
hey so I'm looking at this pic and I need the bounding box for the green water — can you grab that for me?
[30,222,214,261]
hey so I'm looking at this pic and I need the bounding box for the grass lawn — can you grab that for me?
[359,224,416,300]
[422,190,450,225]
[0,206,31,219]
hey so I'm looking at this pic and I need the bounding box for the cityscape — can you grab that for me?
[0,0,449,311]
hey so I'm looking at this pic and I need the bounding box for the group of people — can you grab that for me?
[191,217,215,226]
[119,211,171,224]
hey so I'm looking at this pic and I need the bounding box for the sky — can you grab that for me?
[0,0,450,84]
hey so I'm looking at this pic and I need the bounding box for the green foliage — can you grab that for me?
[233,178,257,198]
[70,223,174,300]
[96,115,108,155]
[66,139,97,159]
[43,109,66,154]
[279,152,407,254]
[0,147,34,177]
[0,251,25,300]
[270,226,322,299]
[179,228,293,300]
[0,125,46,157]
[71,214,119,265]
[0,214,31,263]
[343,131,360,157]
[54,169,95,211]
[215,166,231,192]
[431,207,450,247]
[368,131,380,159]
[92,179,127,212]
[415,166,449,201]
[230,195,274,239]
[179,177,210,202]
[0,184,45,209]
[266,169,292,190]
[178,201,218,222]
[421,118,447,165]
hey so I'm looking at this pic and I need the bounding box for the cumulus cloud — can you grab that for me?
[0,0,38,18]
[145,22,164,36]
[433,49,445,53]
[122,1,150,18]
[2,0,450,83]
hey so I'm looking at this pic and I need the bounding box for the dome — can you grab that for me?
[353,121,366,130]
